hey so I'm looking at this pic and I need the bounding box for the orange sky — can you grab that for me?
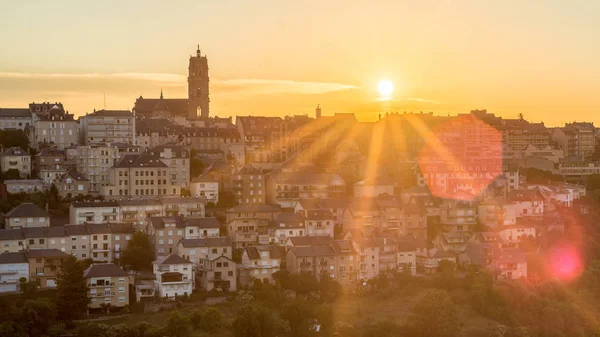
[1,1,599,125]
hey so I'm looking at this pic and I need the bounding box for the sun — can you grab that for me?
[377,80,394,97]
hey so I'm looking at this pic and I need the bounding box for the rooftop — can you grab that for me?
[84,263,129,278]
[5,202,50,218]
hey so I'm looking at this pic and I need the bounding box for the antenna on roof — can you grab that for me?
[103,93,106,110]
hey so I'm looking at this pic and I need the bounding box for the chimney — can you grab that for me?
[315,104,321,118]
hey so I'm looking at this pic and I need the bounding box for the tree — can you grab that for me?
[2,169,21,180]
[18,277,37,300]
[409,289,461,337]
[120,232,154,271]
[164,311,189,337]
[198,306,223,332]
[319,276,343,302]
[56,255,90,321]
[434,260,457,290]
[232,305,278,337]
[0,130,30,150]
[20,298,57,337]
[518,113,524,121]
[0,322,27,337]
[190,158,205,180]
[281,301,313,337]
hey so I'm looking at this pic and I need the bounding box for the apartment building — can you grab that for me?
[4,179,49,194]
[153,254,194,298]
[85,263,132,311]
[147,216,186,258]
[353,177,395,198]
[239,245,282,286]
[0,108,31,130]
[225,204,282,248]
[267,171,345,208]
[176,237,232,264]
[65,225,90,259]
[552,122,596,159]
[101,153,180,198]
[232,164,267,205]
[0,229,25,253]
[34,148,71,184]
[69,144,120,194]
[440,201,478,233]
[4,203,50,229]
[269,213,305,245]
[79,109,135,145]
[56,170,90,198]
[0,252,29,293]
[501,119,550,151]
[189,176,219,203]
[302,210,335,237]
[26,249,69,289]
[148,144,190,187]
[1,147,31,178]
[196,254,237,292]
[30,104,78,149]
[88,224,113,262]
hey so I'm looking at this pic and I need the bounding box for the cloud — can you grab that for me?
[0,72,185,83]
[400,97,440,104]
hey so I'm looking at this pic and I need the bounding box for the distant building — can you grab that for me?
[176,236,232,264]
[149,144,190,188]
[79,109,135,145]
[68,144,120,194]
[153,254,194,298]
[56,170,90,198]
[29,103,78,149]
[26,249,69,289]
[353,177,395,198]
[4,179,49,194]
[0,252,29,293]
[34,148,71,184]
[233,164,267,205]
[189,176,219,203]
[4,203,50,229]
[239,245,281,287]
[196,255,237,292]
[84,263,132,311]
[1,147,31,178]
[267,171,345,208]
[226,204,282,248]
[552,122,596,159]
[0,108,31,130]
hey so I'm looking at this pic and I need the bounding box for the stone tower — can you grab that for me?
[188,45,210,119]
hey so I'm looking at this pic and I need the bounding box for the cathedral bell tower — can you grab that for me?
[188,45,210,119]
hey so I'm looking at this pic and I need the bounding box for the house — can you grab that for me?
[1,147,31,178]
[196,255,237,292]
[4,179,49,194]
[84,263,132,312]
[4,203,50,228]
[498,226,536,246]
[433,231,469,254]
[477,199,518,228]
[148,144,190,188]
[0,252,29,293]
[65,225,90,259]
[416,248,456,274]
[396,236,422,275]
[343,198,382,234]
[34,148,71,184]
[459,243,497,268]
[26,249,69,288]
[189,176,219,203]
[56,170,90,198]
[182,217,220,239]
[0,229,25,253]
[350,235,380,281]
[492,248,527,280]
[239,245,282,286]
[286,239,357,286]
[231,164,267,205]
[440,201,477,233]
[147,216,186,258]
[153,254,194,298]
[269,212,305,245]
[69,200,121,225]
[303,210,335,237]
[508,190,544,217]
[226,204,282,248]
[176,237,232,264]
[294,198,350,227]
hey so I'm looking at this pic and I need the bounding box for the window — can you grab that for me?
[118,287,125,292]
[228,271,234,276]
[115,235,120,241]
[118,297,125,303]
[217,262,222,267]
[212,248,217,254]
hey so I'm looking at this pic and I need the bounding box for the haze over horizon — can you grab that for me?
[1,0,599,126]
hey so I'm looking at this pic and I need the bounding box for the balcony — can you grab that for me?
[90,282,114,287]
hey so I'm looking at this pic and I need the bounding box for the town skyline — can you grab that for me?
[1,1,599,125]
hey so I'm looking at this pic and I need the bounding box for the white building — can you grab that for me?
[153,254,194,298]
[0,108,31,130]
[239,245,281,286]
[4,203,50,229]
[4,179,49,194]
[30,104,78,149]
[176,237,232,264]
[1,147,31,178]
[0,252,29,293]
[189,178,219,204]
[79,109,135,146]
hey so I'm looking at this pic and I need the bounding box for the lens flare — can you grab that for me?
[547,245,583,282]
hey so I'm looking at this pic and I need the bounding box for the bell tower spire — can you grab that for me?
[188,45,210,119]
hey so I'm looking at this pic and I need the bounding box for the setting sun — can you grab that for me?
[377,80,394,97]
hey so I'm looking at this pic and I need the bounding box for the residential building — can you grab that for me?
[196,255,237,292]
[101,153,181,198]
[498,226,536,246]
[0,229,25,253]
[416,248,456,274]
[501,119,550,151]
[153,254,194,298]
[238,245,281,286]
[189,176,219,203]
[0,108,31,130]
[267,171,345,208]
[56,170,90,198]
[149,144,190,187]
[232,164,267,205]
[33,148,70,184]
[440,201,477,233]
[84,263,132,311]
[492,248,527,280]
[69,201,121,225]
[70,144,120,194]
[30,104,78,149]
[160,197,205,217]
[478,199,518,228]
[147,216,186,258]
[225,204,282,248]
[4,179,49,194]
[183,217,220,239]
[176,237,232,264]
[88,224,113,262]
[109,223,134,261]
[79,109,135,145]
[65,225,90,259]
[269,212,305,245]
[4,203,50,229]
[507,190,544,217]
[26,249,69,288]
[552,122,596,159]
[236,116,285,164]
[353,177,395,198]
[1,147,31,178]
[302,210,335,237]
[0,252,29,293]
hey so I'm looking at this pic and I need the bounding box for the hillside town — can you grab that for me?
[1,48,599,331]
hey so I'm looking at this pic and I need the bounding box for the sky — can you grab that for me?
[0,0,599,125]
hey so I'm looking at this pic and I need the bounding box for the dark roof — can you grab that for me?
[61,170,88,181]
[180,237,232,248]
[84,263,129,278]
[288,236,333,247]
[46,226,67,238]
[24,227,49,239]
[86,223,111,234]
[37,147,65,157]
[0,252,28,264]
[65,225,89,236]
[0,108,31,118]
[292,245,337,257]
[271,213,304,229]
[148,216,185,229]
[186,217,219,229]
[160,254,188,265]
[134,97,188,116]
[0,229,25,240]
[2,147,28,156]
[114,154,167,168]
[5,203,50,218]
[149,144,189,158]
[87,109,133,117]
[109,223,135,234]
[245,245,281,260]
[26,249,69,259]
[71,200,120,208]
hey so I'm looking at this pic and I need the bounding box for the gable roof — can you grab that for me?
[0,228,25,240]
[185,217,219,229]
[227,203,281,213]
[159,254,189,265]
[26,249,69,259]
[0,108,31,118]
[304,210,334,220]
[245,245,281,260]
[179,237,232,248]
[288,235,333,247]
[0,252,28,264]
[61,170,89,181]
[114,154,167,168]
[5,203,50,218]
[84,263,129,278]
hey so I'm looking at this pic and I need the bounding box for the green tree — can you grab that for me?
[21,298,57,337]
[18,277,37,300]
[199,306,223,332]
[0,130,30,150]
[281,301,313,337]
[232,305,277,337]
[2,169,21,180]
[0,321,27,337]
[56,255,90,321]
[190,158,205,180]
[434,259,457,289]
[409,289,461,337]
[164,311,189,337]
[120,232,154,271]
[319,276,343,302]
